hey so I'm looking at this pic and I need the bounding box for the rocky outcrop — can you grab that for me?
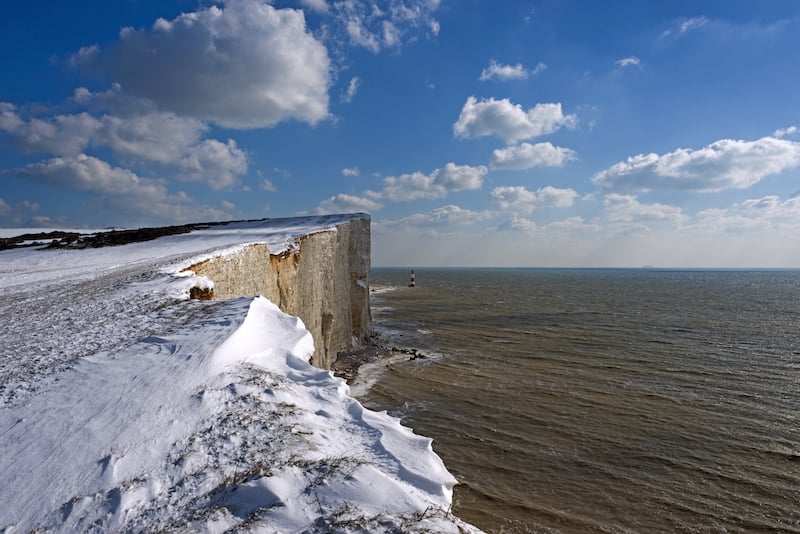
[184,215,371,369]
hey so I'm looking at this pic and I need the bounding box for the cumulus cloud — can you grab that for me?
[603,193,687,224]
[615,56,640,68]
[73,0,331,129]
[0,197,47,226]
[381,163,488,201]
[342,166,360,176]
[178,139,247,190]
[300,0,329,14]
[774,126,798,139]
[261,179,277,192]
[490,185,578,215]
[479,59,529,81]
[17,154,168,196]
[490,142,577,170]
[96,112,206,163]
[696,195,800,233]
[0,103,100,155]
[13,154,226,224]
[453,96,578,144]
[314,193,383,214]
[0,104,208,162]
[0,105,248,190]
[593,136,800,192]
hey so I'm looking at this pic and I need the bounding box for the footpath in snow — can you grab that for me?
[0,217,481,533]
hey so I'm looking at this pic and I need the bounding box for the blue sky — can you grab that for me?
[1,0,799,267]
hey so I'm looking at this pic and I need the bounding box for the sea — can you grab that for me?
[356,268,800,533]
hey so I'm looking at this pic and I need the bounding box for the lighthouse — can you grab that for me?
[408,269,416,287]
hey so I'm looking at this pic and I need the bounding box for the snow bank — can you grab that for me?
[0,216,481,533]
[0,296,476,532]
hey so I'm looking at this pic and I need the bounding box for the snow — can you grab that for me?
[0,215,480,533]
[0,227,106,238]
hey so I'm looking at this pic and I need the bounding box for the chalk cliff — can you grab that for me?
[183,214,371,369]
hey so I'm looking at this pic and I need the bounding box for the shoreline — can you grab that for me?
[332,333,429,384]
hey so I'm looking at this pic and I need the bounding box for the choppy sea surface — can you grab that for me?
[357,268,800,533]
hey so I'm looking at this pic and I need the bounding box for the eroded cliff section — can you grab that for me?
[183,215,371,370]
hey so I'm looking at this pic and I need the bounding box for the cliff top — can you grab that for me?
[0,213,481,533]
[0,213,370,252]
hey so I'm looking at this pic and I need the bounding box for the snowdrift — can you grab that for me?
[0,215,481,533]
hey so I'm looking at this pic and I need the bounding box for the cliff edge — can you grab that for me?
[182,214,371,369]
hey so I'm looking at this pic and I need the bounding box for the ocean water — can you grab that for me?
[358,268,800,533]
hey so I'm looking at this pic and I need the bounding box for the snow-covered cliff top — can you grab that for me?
[0,215,480,533]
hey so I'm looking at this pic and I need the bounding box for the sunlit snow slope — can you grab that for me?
[0,216,480,533]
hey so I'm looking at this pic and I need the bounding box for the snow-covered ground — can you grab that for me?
[0,216,481,533]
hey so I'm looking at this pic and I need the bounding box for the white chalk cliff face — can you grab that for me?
[183,216,371,369]
[0,214,483,533]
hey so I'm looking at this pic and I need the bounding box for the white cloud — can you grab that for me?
[0,102,22,131]
[273,167,292,178]
[97,112,206,163]
[0,104,207,162]
[680,16,709,33]
[341,77,361,103]
[178,139,247,190]
[347,18,381,53]
[490,185,578,215]
[490,142,577,170]
[342,166,360,176]
[696,195,800,233]
[382,20,401,47]
[221,199,236,210]
[328,0,441,53]
[774,125,798,139]
[261,179,277,192]
[390,205,492,227]
[615,56,640,68]
[0,105,248,190]
[300,0,329,14]
[69,45,99,67]
[74,0,331,129]
[0,197,46,226]
[14,154,226,224]
[531,62,547,75]
[543,216,600,234]
[479,59,528,81]
[603,193,687,224]
[0,103,101,155]
[498,215,537,233]
[593,136,800,192]
[0,197,10,217]
[453,96,578,144]
[381,163,488,201]
[17,154,166,196]
[661,16,709,38]
[314,193,383,214]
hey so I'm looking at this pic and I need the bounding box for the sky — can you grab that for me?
[1,0,799,267]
